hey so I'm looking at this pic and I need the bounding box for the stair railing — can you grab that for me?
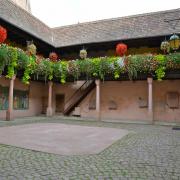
[64,80,93,111]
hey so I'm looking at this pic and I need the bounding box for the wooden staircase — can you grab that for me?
[63,80,95,115]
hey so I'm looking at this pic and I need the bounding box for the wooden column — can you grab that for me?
[95,79,101,120]
[6,75,16,121]
[147,77,153,123]
[46,81,53,117]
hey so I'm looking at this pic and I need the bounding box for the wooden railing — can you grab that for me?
[63,80,95,115]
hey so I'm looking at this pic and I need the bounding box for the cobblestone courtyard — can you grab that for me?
[0,117,180,180]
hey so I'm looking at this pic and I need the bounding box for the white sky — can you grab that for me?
[30,0,180,28]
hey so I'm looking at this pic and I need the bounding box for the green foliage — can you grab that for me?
[53,61,68,83]
[126,55,152,79]
[6,47,18,78]
[68,60,81,80]
[34,59,54,82]
[155,54,166,64]
[22,56,36,84]
[113,57,125,79]
[127,55,139,79]
[167,53,180,63]
[60,61,68,84]
[17,49,29,69]
[0,44,9,74]
[77,59,94,78]
[166,53,180,69]
[154,55,166,81]
[0,43,180,84]
[91,57,112,80]
[155,66,166,81]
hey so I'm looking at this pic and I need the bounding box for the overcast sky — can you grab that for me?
[30,0,180,28]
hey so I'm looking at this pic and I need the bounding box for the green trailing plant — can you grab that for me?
[113,57,126,79]
[166,53,180,69]
[155,66,166,81]
[126,55,144,79]
[17,49,29,69]
[154,55,166,81]
[68,60,81,80]
[6,47,18,78]
[98,57,113,81]
[22,55,36,84]
[53,61,62,81]
[91,58,101,77]
[90,57,113,80]
[60,61,68,84]
[0,44,9,75]
[77,58,94,79]
[34,59,54,82]
[53,61,68,83]
[155,54,166,64]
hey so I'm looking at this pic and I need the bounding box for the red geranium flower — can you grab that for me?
[116,43,127,57]
[0,26,7,43]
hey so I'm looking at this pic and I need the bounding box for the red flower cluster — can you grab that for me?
[49,52,58,62]
[0,26,7,43]
[116,43,127,56]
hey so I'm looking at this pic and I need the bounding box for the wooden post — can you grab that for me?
[147,77,153,123]
[95,79,101,120]
[6,75,16,121]
[46,81,53,117]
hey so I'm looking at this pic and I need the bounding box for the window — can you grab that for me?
[0,86,29,110]
[0,86,8,110]
[13,90,29,110]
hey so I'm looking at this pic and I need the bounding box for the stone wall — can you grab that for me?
[0,76,44,120]
[0,78,81,119]
[79,80,180,123]
[1,77,180,123]
[153,80,180,122]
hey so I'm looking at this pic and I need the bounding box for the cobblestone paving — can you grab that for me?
[0,117,180,180]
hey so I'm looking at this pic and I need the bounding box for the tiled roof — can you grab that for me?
[0,0,52,44]
[53,9,180,47]
[0,0,180,48]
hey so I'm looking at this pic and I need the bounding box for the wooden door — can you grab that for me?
[56,94,65,113]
